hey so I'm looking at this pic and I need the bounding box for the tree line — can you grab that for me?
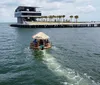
[36,15,79,22]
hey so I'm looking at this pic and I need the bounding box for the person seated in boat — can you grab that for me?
[39,39,44,50]
[45,39,49,47]
[44,40,47,46]
[33,39,38,47]
[46,39,49,43]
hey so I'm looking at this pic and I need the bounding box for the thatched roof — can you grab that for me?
[32,32,49,39]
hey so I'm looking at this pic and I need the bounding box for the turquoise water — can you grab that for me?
[0,23,100,85]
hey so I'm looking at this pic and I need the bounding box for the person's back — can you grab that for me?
[39,40,44,50]
[40,40,43,45]
[35,39,37,42]
[46,39,49,43]
[45,39,50,47]
[33,39,38,47]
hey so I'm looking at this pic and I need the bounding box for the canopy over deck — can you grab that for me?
[32,32,49,39]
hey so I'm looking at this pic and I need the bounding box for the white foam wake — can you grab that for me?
[42,50,97,85]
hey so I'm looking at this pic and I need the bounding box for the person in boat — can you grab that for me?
[45,39,49,47]
[46,39,49,43]
[33,39,38,47]
[39,39,44,50]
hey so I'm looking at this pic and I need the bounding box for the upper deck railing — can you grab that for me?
[15,11,41,13]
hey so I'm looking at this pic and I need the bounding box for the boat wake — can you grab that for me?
[42,50,97,85]
[23,47,98,85]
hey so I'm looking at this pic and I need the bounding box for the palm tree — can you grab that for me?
[48,16,51,22]
[56,16,59,22]
[41,16,44,22]
[74,15,79,22]
[54,15,57,22]
[49,15,53,22]
[59,15,62,22]
[52,15,55,22]
[62,15,65,22]
[51,15,53,22]
[44,16,47,22]
[47,16,49,22]
[70,15,73,22]
[38,17,41,22]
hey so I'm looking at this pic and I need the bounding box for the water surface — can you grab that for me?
[0,23,100,85]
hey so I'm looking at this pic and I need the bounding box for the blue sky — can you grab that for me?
[0,0,100,22]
